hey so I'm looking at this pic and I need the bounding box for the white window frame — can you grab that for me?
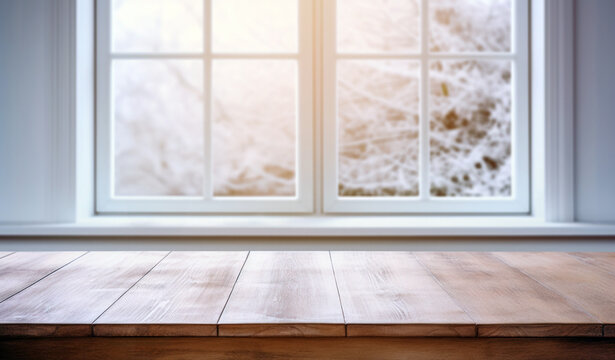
[95,0,314,213]
[323,0,530,213]
[96,0,529,215]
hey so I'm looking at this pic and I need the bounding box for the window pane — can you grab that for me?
[429,0,511,53]
[338,60,420,197]
[113,60,204,196]
[337,0,420,54]
[212,0,298,53]
[212,60,297,197]
[429,60,512,197]
[112,0,203,53]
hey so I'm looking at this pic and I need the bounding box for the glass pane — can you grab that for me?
[429,60,512,197]
[113,60,204,196]
[338,60,420,197]
[212,0,298,53]
[429,0,511,52]
[337,0,420,54]
[212,60,297,196]
[112,0,203,53]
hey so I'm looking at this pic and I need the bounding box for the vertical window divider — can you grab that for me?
[314,0,324,214]
[203,0,213,200]
[419,0,430,201]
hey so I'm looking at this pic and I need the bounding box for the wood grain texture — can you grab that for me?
[331,252,475,337]
[494,252,615,325]
[2,337,615,360]
[478,324,602,337]
[0,251,167,337]
[415,252,599,337]
[0,324,90,337]
[218,252,345,337]
[0,252,85,302]
[605,326,615,337]
[571,253,615,275]
[94,252,247,336]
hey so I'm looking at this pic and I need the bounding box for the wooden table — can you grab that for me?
[0,251,614,359]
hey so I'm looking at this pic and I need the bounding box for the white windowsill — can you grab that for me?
[1,216,614,237]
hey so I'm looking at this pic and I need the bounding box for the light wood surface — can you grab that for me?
[218,252,345,337]
[0,251,167,337]
[415,252,600,337]
[571,252,615,275]
[0,251,613,341]
[94,252,248,336]
[2,337,615,360]
[495,252,615,324]
[331,252,475,337]
[0,252,84,302]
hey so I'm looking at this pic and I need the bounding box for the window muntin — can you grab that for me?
[97,0,528,214]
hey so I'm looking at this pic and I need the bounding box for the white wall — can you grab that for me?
[0,0,74,223]
[574,0,615,223]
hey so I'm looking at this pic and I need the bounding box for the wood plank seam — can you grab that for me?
[413,253,479,337]
[0,252,14,260]
[328,251,348,337]
[491,253,603,326]
[569,253,615,276]
[0,251,89,305]
[215,251,250,336]
[90,251,172,334]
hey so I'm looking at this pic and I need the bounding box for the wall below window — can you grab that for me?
[574,0,615,223]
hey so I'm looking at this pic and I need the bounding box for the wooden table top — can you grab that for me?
[0,251,613,338]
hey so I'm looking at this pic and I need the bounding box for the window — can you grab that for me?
[97,0,529,214]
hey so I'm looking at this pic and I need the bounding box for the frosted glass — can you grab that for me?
[113,60,204,196]
[429,60,512,197]
[429,0,511,52]
[212,0,298,53]
[338,60,420,197]
[212,60,297,196]
[337,0,420,54]
[112,0,203,53]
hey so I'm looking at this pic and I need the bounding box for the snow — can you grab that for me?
[429,60,511,197]
[114,59,204,196]
[212,60,297,196]
[337,0,420,54]
[338,60,420,196]
[430,0,511,52]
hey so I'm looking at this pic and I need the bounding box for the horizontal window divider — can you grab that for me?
[109,53,300,60]
[425,52,517,59]
[335,53,516,60]
[110,53,205,59]
[210,53,300,59]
